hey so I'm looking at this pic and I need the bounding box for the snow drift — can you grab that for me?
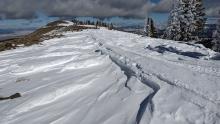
[0,27,220,124]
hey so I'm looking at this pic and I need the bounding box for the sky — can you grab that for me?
[0,0,219,19]
[0,0,219,35]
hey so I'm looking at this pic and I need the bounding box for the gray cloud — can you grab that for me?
[151,0,220,17]
[206,7,220,17]
[205,0,220,17]
[151,0,173,13]
[0,0,153,19]
[0,0,219,19]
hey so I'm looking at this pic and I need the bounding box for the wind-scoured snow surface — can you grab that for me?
[0,28,220,124]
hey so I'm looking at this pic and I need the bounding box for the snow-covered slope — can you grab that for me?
[0,28,220,124]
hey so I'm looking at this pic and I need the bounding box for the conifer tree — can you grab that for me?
[164,1,182,40]
[212,12,220,52]
[108,23,114,30]
[189,0,206,40]
[95,21,98,29]
[146,18,157,38]
[164,0,205,41]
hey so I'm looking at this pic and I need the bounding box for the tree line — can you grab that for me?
[72,19,114,30]
[145,0,220,52]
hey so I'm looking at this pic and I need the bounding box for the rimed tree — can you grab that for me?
[163,2,181,40]
[212,12,220,52]
[146,18,157,38]
[108,23,114,30]
[189,0,206,40]
[95,21,98,29]
[164,0,205,41]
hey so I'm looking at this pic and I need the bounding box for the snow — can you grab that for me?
[78,25,96,28]
[0,28,220,124]
[58,21,74,27]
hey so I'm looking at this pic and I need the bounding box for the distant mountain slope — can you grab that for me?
[0,21,220,124]
[0,20,95,51]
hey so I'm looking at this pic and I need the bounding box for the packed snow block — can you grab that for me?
[0,93,21,100]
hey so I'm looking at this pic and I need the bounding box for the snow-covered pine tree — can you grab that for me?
[212,12,220,52]
[146,18,151,37]
[189,0,206,40]
[163,1,182,40]
[146,18,157,38]
[163,0,181,40]
[95,21,98,29]
[150,18,157,38]
[164,0,205,41]
[144,18,149,36]
[144,18,148,33]
[108,23,114,30]
[174,0,194,41]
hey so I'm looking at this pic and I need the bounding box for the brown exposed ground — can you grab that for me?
[0,20,96,52]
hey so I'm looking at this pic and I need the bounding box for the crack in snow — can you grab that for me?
[97,43,161,124]
[96,39,220,124]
